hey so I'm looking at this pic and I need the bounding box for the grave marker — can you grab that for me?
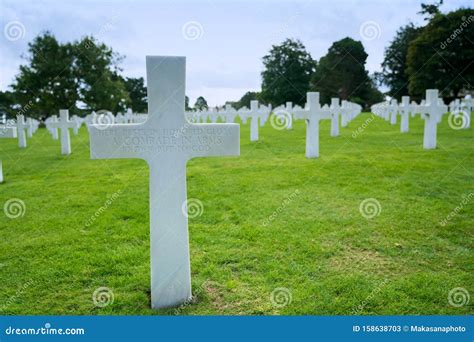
[0,126,17,183]
[89,56,240,309]
[421,89,447,150]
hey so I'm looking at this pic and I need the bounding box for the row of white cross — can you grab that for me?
[371,90,471,149]
[1,56,472,311]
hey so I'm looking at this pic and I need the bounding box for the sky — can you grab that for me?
[0,0,471,106]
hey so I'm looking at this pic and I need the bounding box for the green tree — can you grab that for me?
[74,36,130,113]
[311,37,372,105]
[260,39,316,107]
[194,96,208,110]
[185,96,191,111]
[0,91,18,119]
[234,91,260,109]
[406,8,474,100]
[12,32,78,118]
[419,0,444,21]
[381,23,422,99]
[124,77,147,112]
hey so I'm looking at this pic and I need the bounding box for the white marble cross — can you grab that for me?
[293,92,321,158]
[330,98,340,137]
[89,56,240,309]
[244,100,270,141]
[421,89,447,149]
[26,118,34,138]
[49,110,77,155]
[285,102,293,130]
[46,115,59,140]
[340,100,349,127]
[399,96,411,133]
[389,99,398,125]
[0,126,17,183]
[15,115,28,148]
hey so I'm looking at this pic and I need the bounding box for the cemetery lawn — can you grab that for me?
[0,113,472,315]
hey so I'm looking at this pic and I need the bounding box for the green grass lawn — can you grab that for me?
[0,113,472,315]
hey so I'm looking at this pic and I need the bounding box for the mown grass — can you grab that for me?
[0,113,472,315]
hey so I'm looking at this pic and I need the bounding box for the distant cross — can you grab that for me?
[421,89,447,150]
[47,115,59,140]
[399,96,411,133]
[49,110,77,155]
[293,92,321,158]
[89,56,240,309]
[26,118,34,138]
[15,115,28,148]
[389,99,398,125]
[330,98,340,137]
[0,126,17,183]
[285,102,293,130]
[249,101,260,141]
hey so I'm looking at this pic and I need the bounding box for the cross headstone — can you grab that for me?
[399,96,411,133]
[49,110,77,155]
[421,89,447,150]
[0,126,17,183]
[250,100,259,141]
[340,100,349,127]
[293,92,321,158]
[285,102,293,130]
[89,56,240,309]
[389,99,398,125]
[15,115,28,148]
[46,115,59,140]
[330,98,340,137]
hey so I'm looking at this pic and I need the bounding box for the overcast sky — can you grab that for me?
[0,0,471,106]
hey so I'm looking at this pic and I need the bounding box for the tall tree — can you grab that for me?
[419,0,444,21]
[12,32,78,118]
[260,39,316,107]
[310,37,372,105]
[234,91,260,109]
[124,77,147,112]
[74,36,130,113]
[406,8,474,100]
[0,91,17,119]
[381,23,422,99]
[194,96,208,110]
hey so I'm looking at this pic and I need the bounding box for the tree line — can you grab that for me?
[0,2,472,119]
